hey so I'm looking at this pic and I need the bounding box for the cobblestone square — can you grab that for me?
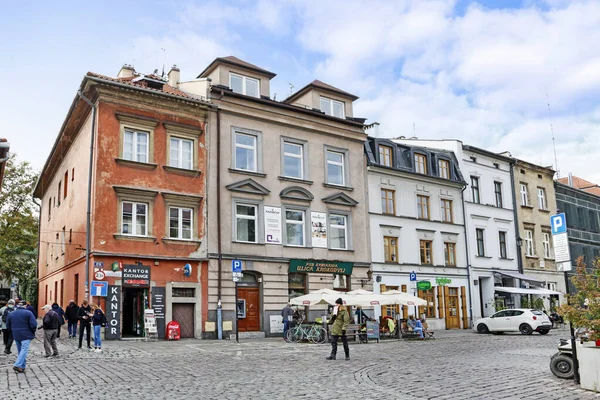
[1,328,598,400]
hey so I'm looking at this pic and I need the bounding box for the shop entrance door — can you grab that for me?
[237,287,260,331]
[444,287,461,329]
[172,303,195,338]
[122,287,148,337]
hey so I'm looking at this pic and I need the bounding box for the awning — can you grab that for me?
[495,286,562,295]
[495,270,545,283]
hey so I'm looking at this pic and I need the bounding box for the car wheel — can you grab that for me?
[519,324,533,335]
[550,354,574,379]
[477,324,489,334]
[539,330,550,335]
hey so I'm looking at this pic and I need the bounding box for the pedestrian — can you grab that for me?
[326,298,350,361]
[6,301,37,373]
[281,302,294,341]
[41,304,60,358]
[1,299,16,354]
[65,300,79,338]
[91,305,107,352]
[51,303,66,339]
[77,300,92,349]
[25,301,37,318]
[407,315,424,339]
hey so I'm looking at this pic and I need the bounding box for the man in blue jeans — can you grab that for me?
[407,315,424,339]
[6,301,37,373]
[281,303,294,341]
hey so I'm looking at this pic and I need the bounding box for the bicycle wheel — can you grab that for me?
[287,327,303,343]
[310,326,327,344]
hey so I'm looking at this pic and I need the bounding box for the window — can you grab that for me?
[234,132,258,172]
[172,288,196,298]
[379,146,393,167]
[230,73,259,97]
[329,214,347,250]
[444,242,456,266]
[48,198,51,220]
[414,154,427,174]
[381,189,395,215]
[383,236,398,262]
[235,204,257,243]
[333,274,350,292]
[499,231,507,259]
[285,209,305,247]
[123,129,149,163]
[543,232,552,258]
[420,240,433,264]
[471,176,480,204]
[169,137,193,170]
[326,150,345,186]
[520,183,529,206]
[320,97,345,118]
[61,227,66,254]
[71,168,74,181]
[283,141,303,179]
[438,159,450,179]
[418,289,436,318]
[74,274,79,304]
[524,229,535,256]
[169,207,193,240]
[121,201,148,236]
[441,199,453,223]
[288,273,307,299]
[64,171,68,198]
[537,188,547,210]
[57,182,61,206]
[417,195,430,220]
[494,181,503,208]
[476,228,485,256]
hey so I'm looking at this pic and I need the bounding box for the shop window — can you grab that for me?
[172,288,195,298]
[418,289,436,318]
[288,273,306,299]
[333,274,350,292]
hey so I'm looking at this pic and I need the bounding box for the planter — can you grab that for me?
[577,341,600,392]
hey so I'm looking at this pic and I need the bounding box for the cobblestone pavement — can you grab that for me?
[0,327,598,400]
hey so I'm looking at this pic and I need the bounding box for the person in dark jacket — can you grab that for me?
[6,302,37,373]
[51,303,66,339]
[77,300,92,350]
[41,304,60,357]
[1,299,15,354]
[24,301,36,318]
[92,306,107,352]
[65,300,79,338]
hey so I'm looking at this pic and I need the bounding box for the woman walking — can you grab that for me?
[91,306,107,352]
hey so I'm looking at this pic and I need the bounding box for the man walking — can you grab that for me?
[281,303,294,341]
[51,303,66,339]
[326,298,350,361]
[77,300,92,349]
[1,299,15,354]
[41,305,60,357]
[65,300,79,338]
[6,301,37,373]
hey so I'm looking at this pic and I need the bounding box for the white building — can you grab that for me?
[365,136,471,331]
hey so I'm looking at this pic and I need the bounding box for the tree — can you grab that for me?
[558,256,600,341]
[0,154,39,305]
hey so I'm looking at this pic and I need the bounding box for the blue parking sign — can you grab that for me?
[409,272,417,281]
[550,213,567,235]
[232,260,243,273]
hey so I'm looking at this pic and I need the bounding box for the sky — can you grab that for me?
[1,0,599,182]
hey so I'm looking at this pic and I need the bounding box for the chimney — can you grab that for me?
[168,65,180,88]
[117,64,135,79]
[568,172,573,187]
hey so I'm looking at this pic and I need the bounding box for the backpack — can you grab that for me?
[2,307,14,323]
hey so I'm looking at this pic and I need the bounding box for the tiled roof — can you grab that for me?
[558,176,600,196]
[197,56,277,79]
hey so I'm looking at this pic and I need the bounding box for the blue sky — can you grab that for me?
[2,0,599,182]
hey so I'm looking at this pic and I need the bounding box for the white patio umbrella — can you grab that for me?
[322,292,397,308]
[289,288,339,306]
[380,290,427,306]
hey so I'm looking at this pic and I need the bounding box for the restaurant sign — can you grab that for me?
[289,259,353,275]
[436,277,452,286]
[416,281,432,290]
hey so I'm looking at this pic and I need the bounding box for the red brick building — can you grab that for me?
[34,66,213,338]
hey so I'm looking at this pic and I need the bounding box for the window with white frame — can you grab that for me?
[283,141,303,179]
[537,188,547,210]
[471,176,481,204]
[543,232,552,258]
[329,214,347,250]
[234,132,257,172]
[169,137,193,170]
[285,209,305,246]
[320,97,345,118]
[524,229,535,256]
[229,73,259,98]
[520,183,529,206]
[169,207,193,239]
[121,201,148,236]
[476,228,485,256]
[235,204,257,243]
[326,150,345,186]
[123,129,149,163]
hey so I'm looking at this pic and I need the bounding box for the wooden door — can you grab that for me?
[237,287,260,332]
[172,303,195,338]
[444,287,461,329]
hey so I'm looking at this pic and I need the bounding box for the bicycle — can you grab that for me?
[286,316,328,344]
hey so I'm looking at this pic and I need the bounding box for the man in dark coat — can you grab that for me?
[51,303,66,339]
[6,301,37,373]
[77,300,92,349]
[65,300,79,338]
[41,304,60,357]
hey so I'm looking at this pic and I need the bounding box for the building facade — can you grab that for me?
[34,67,213,339]
[366,136,470,331]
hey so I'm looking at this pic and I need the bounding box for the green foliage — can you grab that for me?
[0,154,39,303]
[520,297,530,308]
[533,297,545,310]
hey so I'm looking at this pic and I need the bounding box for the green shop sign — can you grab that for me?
[436,277,452,286]
[416,281,432,290]
[289,259,354,275]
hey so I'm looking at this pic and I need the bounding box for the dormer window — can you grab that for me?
[320,97,345,118]
[230,73,259,98]
[379,146,393,167]
[438,159,450,179]
[414,153,427,174]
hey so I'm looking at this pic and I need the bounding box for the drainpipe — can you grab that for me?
[216,104,223,339]
[460,185,474,327]
[509,160,523,275]
[76,90,97,302]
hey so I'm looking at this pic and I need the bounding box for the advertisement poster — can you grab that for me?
[264,206,282,244]
[311,212,327,248]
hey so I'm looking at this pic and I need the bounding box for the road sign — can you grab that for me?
[553,232,572,266]
[91,281,108,297]
[232,260,243,273]
[94,270,105,280]
[94,261,104,268]
[551,213,567,235]
[409,272,417,281]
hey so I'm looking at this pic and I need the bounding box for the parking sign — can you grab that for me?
[232,260,243,273]
[550,213,567,235]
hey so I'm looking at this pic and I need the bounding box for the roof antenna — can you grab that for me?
[288,83,294,96]
[546,92,559,179]
[161,48,166,78]
[413,122,416,136]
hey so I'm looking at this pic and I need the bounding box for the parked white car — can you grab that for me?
[474,309,552,335]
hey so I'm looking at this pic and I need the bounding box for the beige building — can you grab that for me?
[175,56,371,338]
[513,159,564,308]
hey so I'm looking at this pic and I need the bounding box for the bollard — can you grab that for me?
[217,300,223,340]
